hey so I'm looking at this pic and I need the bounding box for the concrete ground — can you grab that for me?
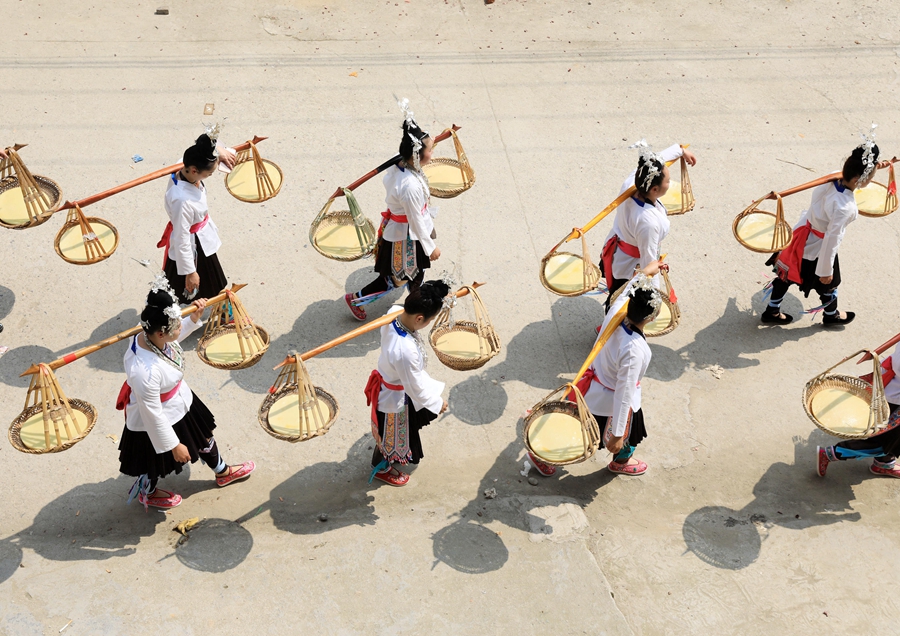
[2,0,900,633]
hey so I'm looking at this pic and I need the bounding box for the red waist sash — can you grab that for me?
[775,221,825,285]
[115,380,183,418]
[364,370,404,424]
[157,214,210,268]
[601,235,641,290]
[381,209,409,224]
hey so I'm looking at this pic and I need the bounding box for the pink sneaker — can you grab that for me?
[870,462,900,478]
[527,452,557,477]
[345,294,367,321]
[216,461,255,487]
[139,489,182,509]
[816,446,830,477]
[608,458,648,476]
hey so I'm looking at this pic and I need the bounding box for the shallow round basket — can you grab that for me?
[802,374,885,440]
[225,159,284,203]
[660,181,694,216]
[430,321,497,372]
[197,324,270,370]
[540,252,599,297]
[54,217,119,265]
[732,209,792,253]
[311,210,376,261]
[523,401,593,466]
[855,181,895,218]
[424,158,475,199]
[0,175,63,230]
[8,399,98,454]
[257,384,339,443]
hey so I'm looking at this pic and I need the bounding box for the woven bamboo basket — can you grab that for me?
[659,155,695,216]
[523,383,600,466]
[309,188,377,261]
[802,349,891,440]
[732,192,792,254]
[0,147,63,229]
[224,142,283,203]
[540,229,601,297]
[258,354,339,442]
[423,129,475,199]
[430,285,501,371]
[197,290,270,370]
[607,269,680,337]
[8,365,97,454]
[53,204,119,265]
[855,163,898,218]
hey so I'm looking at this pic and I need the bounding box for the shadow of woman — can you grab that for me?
[0,284,14,322]
[0,475,169,585]
[234,434,378,535]
[682,430,864,570]
[449,294,601,426]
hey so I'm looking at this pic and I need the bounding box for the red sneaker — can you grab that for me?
[870,462,900,478]
[527,452,557,477]
[373,467,410,487]
[608,458,648,476]
[216,461,255,487]
[139,489,182,509]
[345,294,367,321]
[816,446,830,477]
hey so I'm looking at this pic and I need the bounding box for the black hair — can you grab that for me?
[183,133,218,172]
[843,144,880,181]
[399,120,430,162]
[141,288,179,334]
[404,280,450,320]
[626,287,659,324]
[634,155,665,197]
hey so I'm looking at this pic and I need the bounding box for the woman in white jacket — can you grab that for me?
[345,110,442,320]
[117,276,254,510]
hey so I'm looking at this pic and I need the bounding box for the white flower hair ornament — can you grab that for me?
[396,96,429,171]
[627,272,662,311]
[202,122,222,158]
[141,272,183,334]
[858,123,878,184]
[629,138,664,192]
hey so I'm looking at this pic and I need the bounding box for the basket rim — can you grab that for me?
[311,210,376,261]
[802,373,887,439]
[8,398,98,454]
[54,216,120,265]
[539,251,600,297]
[855,179,896,218]
[522,401,594,466]
[0,174,63,230]
[224,158,284,204]
[197,324,271,370]
[430,322,499,371]
[257,384,339,443]
[732,208,792,253]
[425,157,476,198]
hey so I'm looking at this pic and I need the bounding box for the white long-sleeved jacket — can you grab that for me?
[604,144,683,285]
[376,305,445,415]
[123,316,203,453]
[164,174,222,276]
[795,180,858,278]
[380,164,437,257]
[583,276,652,437]
[883,345,900,407]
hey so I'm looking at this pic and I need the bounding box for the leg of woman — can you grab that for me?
[762,277,793,322]
[608,409,648,475]
[370,411,410,486]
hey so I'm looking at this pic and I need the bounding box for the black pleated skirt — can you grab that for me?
[164,240,228,304]
[371,397,439,466]
[118,393,217,481]
[593,408,648,449]
[372,237,431,281]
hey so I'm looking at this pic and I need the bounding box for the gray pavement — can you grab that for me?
[2,1,900,634]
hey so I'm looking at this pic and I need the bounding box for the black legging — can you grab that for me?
[359,268,424,299]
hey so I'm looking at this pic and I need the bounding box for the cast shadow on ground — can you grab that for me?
[449,294,600,426]
[682,431,865,570]
[0,285,14,322]
[431,419,618,574]
[227,266,405,394]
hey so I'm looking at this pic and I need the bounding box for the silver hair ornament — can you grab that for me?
[148,272,182,333]
[629,138,663,192]
[858,123,877,184]
[627,272,662,311]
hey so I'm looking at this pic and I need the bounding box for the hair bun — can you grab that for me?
[147,288,177,309]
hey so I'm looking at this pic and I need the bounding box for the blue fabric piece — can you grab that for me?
[369,459,390,483]
[126,475,152,505]
[614,445,635,463]
[834,181,846,193]
[620,322,633,335]
[834,446,885,460]
[391,319,407,337]
[631,196,646,208]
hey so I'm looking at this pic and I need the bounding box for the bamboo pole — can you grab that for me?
[561,153,686,244]
[58,137,268,211]
[328,125,461,200]
[275,282,485,368]
[768,157,899,200]
[858,331,900,364]
[20,283,248,376]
